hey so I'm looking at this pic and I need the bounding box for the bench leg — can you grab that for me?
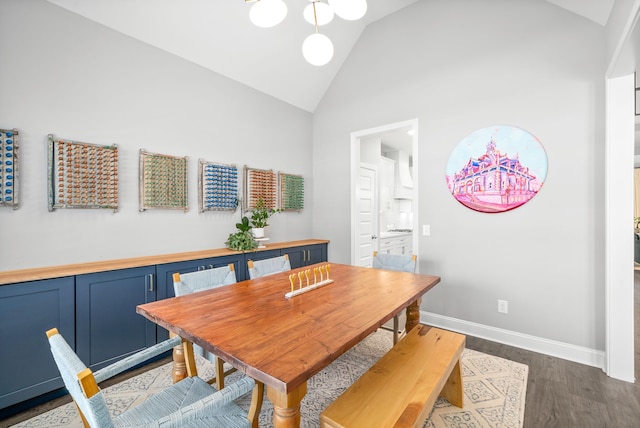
[405,297,422,334]
[393,315,399,345]
[440,358,464,408]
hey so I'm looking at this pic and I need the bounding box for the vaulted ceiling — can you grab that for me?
[47,0,614,113]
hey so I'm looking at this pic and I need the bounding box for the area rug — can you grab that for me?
[11,330,527,428]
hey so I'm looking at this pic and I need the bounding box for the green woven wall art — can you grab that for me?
[279,172,304,211]
[139,149,188,211]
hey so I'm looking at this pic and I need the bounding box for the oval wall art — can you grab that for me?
[445,125,547,213]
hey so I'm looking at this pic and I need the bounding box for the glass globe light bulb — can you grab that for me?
[328,0,367,21]
[303,2,334,26]
[249,0,288,28]
[302,33,334,66]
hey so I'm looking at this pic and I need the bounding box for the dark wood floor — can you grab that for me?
[467,330,640,427]
[465,272,640,428]
[2,278,638,427]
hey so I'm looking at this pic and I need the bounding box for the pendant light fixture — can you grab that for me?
[245,0,367,66]
[302,0,334,66]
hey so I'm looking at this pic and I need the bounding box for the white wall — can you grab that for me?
[0,0,313,270]
[313,0,607,361]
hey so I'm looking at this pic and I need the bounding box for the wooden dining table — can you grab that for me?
[136,262,440,428]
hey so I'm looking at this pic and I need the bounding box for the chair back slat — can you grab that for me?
[372,252,417,273]
[174,264,237,296]
[248,255,291,279]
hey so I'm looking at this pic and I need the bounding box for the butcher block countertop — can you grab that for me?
[0,239,329,285]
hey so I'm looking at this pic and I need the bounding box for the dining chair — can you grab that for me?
[247,254,291,279]
[173,264,238,390]
[46,328,262,428]
[372,251,418,344]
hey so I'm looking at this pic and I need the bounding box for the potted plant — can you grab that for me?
[225,216,258,251]
[249,198,280,238]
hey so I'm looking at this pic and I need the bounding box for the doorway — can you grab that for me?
[350,119,419,269]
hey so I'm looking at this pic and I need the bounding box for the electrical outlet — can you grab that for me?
[422,225,430,236]
[498,300,508,314]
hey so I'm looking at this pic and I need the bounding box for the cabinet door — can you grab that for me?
[0,277,74,409]
[284,247,306,268]
[284,244,327,268]
[378,238,394,254]
[306,244,326,265]
[76,266,156,371]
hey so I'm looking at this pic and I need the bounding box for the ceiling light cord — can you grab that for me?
[313,1,319,34]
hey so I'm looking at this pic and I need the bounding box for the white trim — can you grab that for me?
[603,0,640,384]
[422,312,606,370]
[604,74,636,383]
[350,119,420,266]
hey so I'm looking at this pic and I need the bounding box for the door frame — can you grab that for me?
[605,74,636,382]
[350,118,419,266]
[603,1,640,382]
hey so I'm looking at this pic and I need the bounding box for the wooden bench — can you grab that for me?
[320,325,466,428]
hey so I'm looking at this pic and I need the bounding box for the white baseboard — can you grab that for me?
[421,312,606,371]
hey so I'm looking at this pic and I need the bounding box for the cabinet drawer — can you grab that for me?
[378,235,412,255]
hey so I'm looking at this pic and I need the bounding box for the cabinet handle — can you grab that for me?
[307,250,311,261]
[148,274,154,292]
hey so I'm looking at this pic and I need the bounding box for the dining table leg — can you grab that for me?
[266,382,308,428]
[170,334,187,383]
[405,296,422,334]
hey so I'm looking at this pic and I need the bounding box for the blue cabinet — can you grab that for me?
[243,244,327,276]
[0,277,74,410]
[76,266,157,371]
[0,240,328,414]
[284,244,327,269]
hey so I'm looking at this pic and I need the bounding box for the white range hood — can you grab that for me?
[385,150,413,199]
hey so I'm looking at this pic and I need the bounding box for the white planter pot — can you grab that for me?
[252,228,265,238]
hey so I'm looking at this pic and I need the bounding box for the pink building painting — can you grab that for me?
[446,126,547,213]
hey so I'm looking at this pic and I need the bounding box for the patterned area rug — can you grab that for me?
[12,330,527,428]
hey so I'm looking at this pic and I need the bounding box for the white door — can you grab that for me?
[356,163,377,267]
